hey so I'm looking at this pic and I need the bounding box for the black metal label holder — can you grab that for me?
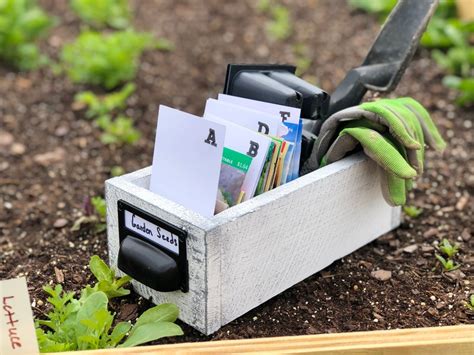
[117,200,188,293]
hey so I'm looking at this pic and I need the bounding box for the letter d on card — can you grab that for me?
[0,277,39,354]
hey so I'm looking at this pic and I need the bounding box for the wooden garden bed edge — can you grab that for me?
[49,324,474,354]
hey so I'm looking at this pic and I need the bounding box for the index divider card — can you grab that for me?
[204,98,283,137]
[0,277,39,355]
[204,114,272,202]
[150,105,225,218]
[217,94,303,181]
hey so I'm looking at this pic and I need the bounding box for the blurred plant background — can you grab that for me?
[0,0,55,70]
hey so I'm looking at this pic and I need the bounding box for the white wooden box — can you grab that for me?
[106,153,400,335]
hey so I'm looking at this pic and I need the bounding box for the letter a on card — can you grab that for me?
[150,105,225,217]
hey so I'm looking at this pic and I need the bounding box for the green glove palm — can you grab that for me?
[311,97,446,206]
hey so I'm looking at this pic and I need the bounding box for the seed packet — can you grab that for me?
[215,147,252,213]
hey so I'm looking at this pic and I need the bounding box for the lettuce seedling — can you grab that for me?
[71,0,130,29]
[438,238,459,258]
[96,115,141,145]
[432,46,474,78]
[35,256,183,351]
[82,255,132,299]
[111,166,125,177]
[349,0,397,18]
[267,5,292,40]
[90,196,107,232]
[443,76,474,106]
[61,30,157,89]
[256,1,292,41]
[71,196,106,233]
[466,295,474,311]
[0,0,55,70]
[403,205,423,218]
[435,254,460,272]
[74,83,136,120]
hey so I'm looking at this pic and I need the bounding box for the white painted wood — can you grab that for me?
[106,174,211,333]
[106,153,400,335]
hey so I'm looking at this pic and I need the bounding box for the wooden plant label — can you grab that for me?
[0,277,39,354]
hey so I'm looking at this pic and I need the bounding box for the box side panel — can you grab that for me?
[106,180,210,333]
[209,158,399,327]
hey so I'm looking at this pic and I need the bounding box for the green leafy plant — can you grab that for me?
[438,238,459,258]
[81,255,132,300]
[71,0,131,29]
[256,0,271,12]
[435,254,460,272]
[0,0,55,70]
[403,205,423,218]
[71,196,106,233]
[257,1,292,41]
[432,46,474,78]
[73,83,141,146]
[35,256,183,351]
[91,196,106,220]
[420,18,471,49]
[348,0,396,18]
[443,76,474,106]
[293,43,312,76]
[61,30,157,89]
[465,294,474,311]
[74,83,136,120]
[267,5,292,40]
[111,166,125,177]
[96,115,140,145]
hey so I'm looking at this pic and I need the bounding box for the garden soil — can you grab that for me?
[0,0,472,344]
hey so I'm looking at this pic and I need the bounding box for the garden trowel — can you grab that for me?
[223,0,439,172]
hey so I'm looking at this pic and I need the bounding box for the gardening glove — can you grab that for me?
[303,97,446,206]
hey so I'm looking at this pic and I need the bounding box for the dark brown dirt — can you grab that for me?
[0,0,472,346]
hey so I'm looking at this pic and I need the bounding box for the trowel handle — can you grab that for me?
[327,63,397,117]
[323,0,439,124]
[325,69,367,117]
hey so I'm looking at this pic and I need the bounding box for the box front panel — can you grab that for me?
[106,179,210,333]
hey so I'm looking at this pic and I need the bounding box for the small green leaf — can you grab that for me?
[155,38,175,51]
[118,322,183,348]
[71,0,131,29]
[134,304,179,330]
[108,321,131,346]
[96,280,130,299]
[75,292,108,348]
[91,196,106,220]
[89,255,114,283]
[439,238,459,258]
[110,166,125,177]
[403,205,423,218]
[115,275,132,288]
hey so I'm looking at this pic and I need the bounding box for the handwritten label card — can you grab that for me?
[124,210,179,254]
[0,277,39,355]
